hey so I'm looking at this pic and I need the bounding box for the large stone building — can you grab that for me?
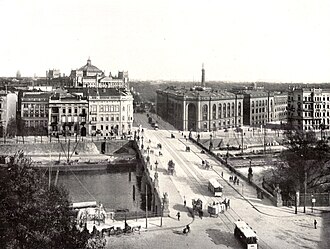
[70,58,129,89]
[48,90,88,137]
[156,86,244,132]
[287,88,330,131]
[20,92,50,132]
[68,88,134,136]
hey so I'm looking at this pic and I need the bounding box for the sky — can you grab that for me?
[0,0,330,83]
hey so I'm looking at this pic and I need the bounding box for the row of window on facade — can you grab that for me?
[294,95,330,102]
[92,123,131,131]
[201,103,242,121]
[251,100,272,107]
[25,120,48,127]
[90,115,133,122]
[304,119,330,125]
[90,105,130,112]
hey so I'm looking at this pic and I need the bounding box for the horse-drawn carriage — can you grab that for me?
[168,160,175,175]
[192,198,203,218]
[202,160,212,170]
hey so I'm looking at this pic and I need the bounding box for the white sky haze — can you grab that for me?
[0,0,330,82]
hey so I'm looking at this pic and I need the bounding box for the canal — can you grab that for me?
[55,163,152,219]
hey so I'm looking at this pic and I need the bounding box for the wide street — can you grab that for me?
[105,113,329,249]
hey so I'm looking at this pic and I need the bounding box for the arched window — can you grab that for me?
[218,104,222,119]
[227,103,231,117]
[252,101,254,107]
[212,104,217,120]
[223,104,226,118]
[262,100,265,106]
[232,103,235,116]
[202,104,208,120]
[238,102,242,116]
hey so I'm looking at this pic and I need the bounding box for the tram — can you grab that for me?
[208,178,223,197]
[234,220,258,249]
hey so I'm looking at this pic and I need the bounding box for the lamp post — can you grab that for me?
[147,146,150,156]
[160,197,164,227]
[226,143,229,164]
[141,136,144,150]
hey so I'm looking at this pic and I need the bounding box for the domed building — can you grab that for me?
[70,58,129,89]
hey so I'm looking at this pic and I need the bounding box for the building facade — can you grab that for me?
[19,91,49,133]
[48,91,88,137]
[157,86,244,132]
[287,88,330,131]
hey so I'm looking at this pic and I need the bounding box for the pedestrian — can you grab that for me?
[237,179,239,185]
[314,219,317,229]
[233,178,236,185]
[221,172,223,178]
[227,199,230,209]
[177,212,181,221]
[186,224,190,233]
[184,197,186,207]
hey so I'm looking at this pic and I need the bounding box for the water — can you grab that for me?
[56,164,148,216]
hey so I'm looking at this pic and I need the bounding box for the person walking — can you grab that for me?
[177,212,181,221]
[184,197,186,207]
[186,224,190,233]
[227,199,230,209]
[314,219,317,229]
[237,179,240,185]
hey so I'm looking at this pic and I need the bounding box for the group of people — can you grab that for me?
[229,175,240,185]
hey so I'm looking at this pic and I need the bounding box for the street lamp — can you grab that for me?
[155,160,158,171]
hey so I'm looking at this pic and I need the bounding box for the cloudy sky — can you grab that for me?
[1,0,330,82]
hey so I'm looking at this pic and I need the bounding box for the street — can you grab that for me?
[106,113,329,249]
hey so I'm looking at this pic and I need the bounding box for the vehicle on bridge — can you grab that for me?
[208,178,223,197]
[234,220,258,249]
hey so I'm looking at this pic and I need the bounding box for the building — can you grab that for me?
[242,90,274,127]
[19,91,50,134]
[287,88,330,131]
[70,58,129,89]
[156,86,244,132]
[0,90,18,136]
[46,69,61,79]
[68,88,134,136]
[48,90,88,137]
[273,92,288,123]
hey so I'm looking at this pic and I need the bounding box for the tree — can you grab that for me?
[0,151,103,249]
[271,129,330,195]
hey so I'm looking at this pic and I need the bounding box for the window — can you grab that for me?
[218,104,222,118]
[101,117,104,122]
[100,105,104,112]
[202,104,208,121]
[75,108,78,114]
[238,102,241,116]
[68,108,72,114]
[223,104,226,118]
[122,116,125,121]
[63,108,66,114]
[212,104,216,120]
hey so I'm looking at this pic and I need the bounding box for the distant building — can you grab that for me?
[287,88,330,131]
[157,86,244,131]
[70,58,129,89]
[47,69,61,79]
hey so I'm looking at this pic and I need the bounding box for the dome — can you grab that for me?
[78,58,103,73]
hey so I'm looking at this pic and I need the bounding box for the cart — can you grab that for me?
[207,203,225,217]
